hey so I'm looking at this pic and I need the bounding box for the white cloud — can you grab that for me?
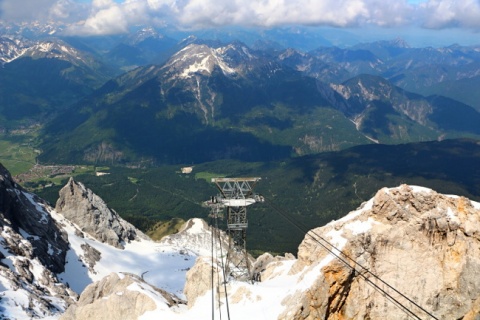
[2,0,480,36]
[420,0,480,29]
[0,0,87,22]
[174,0,413,28]
[72,6,128,35]
[1,0,59,20]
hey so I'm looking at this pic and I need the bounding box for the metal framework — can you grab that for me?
[207,177,262,281]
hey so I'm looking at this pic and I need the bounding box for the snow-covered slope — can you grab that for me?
[0,37,30,63]
[0,36,107,77]
[50,208,198,297]
[56,184,480,320]
[161,43,255,80]
[0,164,212,319]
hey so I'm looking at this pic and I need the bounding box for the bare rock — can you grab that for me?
[283,185,480,319]
[55,178,147,249]
[0,163,69,273]
[184,256,222,307]
[60,272,184,320]
[80,243,101,272]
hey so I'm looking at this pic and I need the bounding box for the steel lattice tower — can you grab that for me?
[207,177,262,281]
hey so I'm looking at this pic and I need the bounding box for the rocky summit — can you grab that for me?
[283,185,480,319]
[55,177,147,249]
[1,160,480,319]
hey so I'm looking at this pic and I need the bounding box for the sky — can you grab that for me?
[1,0,480,46]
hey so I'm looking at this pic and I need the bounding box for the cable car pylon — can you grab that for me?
[206,177,263,282]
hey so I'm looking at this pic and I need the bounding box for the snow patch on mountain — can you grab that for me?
[0,36,93,67]
[52,205,196,297]
[165,44,238,79]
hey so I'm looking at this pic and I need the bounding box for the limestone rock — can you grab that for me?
[253,252,295,282]
[283,185,480,319]
[184,256,223,307]
[60,272,184,320]
[55,177,147,249]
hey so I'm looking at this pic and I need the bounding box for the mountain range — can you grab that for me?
[0,23,480,252]
[0,36,114,128]
[2,20,480,319]
[1,25,479,145]
[11,38,474,166]
[1,22,480,267]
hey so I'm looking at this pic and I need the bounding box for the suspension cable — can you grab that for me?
[263,196,438,320]
[212,220,224,320]
[209,211,231,320]
[215,216,231,320]
[210,217,215,320]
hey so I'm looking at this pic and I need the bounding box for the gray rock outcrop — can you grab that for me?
[55,178,147,249]
[0,163,76,317]
[0,163,69,273]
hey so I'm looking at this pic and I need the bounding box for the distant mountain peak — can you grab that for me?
[390,37,410,48]
[162,43,242,79]
[26,40,81,58]
[0,36,30,63]
[126,26,166,45]
[0,37,95,68]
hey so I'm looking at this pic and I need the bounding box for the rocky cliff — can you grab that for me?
[60,272,184,320]
[281,184,480,319]
[0,164,69,273]
[0,164,198,319]
[55,177,147,249]
[0,163,76,317]
[278,184,480,319]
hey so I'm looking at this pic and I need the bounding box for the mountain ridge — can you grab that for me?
[38,42,480,165]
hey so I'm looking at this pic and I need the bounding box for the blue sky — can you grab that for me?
[1,0,480,46]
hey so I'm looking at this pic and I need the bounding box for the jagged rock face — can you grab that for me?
[60,272,185,320]
[0,163,69,273]
[284,185,480,319]
[0,163,76,317]
[55,177,146,249]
